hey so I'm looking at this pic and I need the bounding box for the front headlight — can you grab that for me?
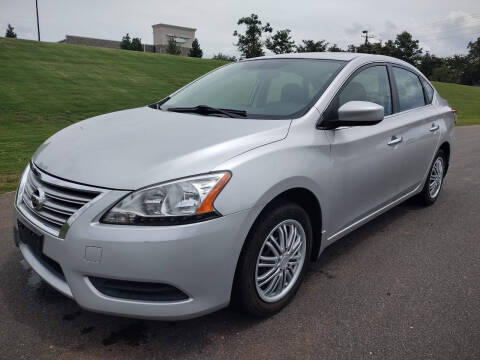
[101,172,231,225]
[15,165,30,207]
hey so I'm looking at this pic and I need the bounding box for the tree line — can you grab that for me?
[232,14,480,86]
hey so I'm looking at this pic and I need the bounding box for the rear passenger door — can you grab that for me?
[389,66,440,195]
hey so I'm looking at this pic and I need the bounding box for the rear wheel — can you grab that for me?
[414,149,446,205]
[233,201,312,317]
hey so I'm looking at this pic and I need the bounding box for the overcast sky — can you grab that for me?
[1,0,479,58]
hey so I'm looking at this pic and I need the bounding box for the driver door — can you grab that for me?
[325,64,405,237]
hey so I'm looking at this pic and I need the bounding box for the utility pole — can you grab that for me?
[361,30,374,45]
[35,0,40,41]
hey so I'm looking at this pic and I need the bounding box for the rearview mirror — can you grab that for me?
[337,101,384,126]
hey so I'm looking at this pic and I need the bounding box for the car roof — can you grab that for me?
[246,52,364,61]
[243,52,419,74]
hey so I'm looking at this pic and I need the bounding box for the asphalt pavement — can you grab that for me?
[0,126,479,360]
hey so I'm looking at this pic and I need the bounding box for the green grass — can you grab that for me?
[0,38,479,193]
[431,81,480,126]
[0,38,227,193]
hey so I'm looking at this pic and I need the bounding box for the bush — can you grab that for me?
[430,66,463,84]
[5,24,16,38]
[166,38,181,55]
[188,38,203,58]
[120,33,132,50]
[212,53,237,62]
[131,37,143,51]
[120,34,143,51]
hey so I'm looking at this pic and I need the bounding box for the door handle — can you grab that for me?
[430,123,440,132]
[387,136,403,146]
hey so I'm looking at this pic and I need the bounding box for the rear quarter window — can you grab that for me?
[422,79,435,104]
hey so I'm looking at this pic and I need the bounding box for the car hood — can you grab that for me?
[33,107,291,189]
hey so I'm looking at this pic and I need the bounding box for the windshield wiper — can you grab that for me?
[148,97,170,110]
[167,105,247,118]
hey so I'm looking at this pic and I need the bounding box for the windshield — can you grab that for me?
[160,59,346,119]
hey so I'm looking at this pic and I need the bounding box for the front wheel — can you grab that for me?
[233,201,312,317]
[414,149,447,206]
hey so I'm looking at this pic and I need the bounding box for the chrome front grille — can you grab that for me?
[19,165,102,236]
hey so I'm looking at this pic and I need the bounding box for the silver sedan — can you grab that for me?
[13,52,454,319]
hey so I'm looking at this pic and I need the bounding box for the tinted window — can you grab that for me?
[266,71,316,104]
[393,67,426,111]
[162,59,345,119]
[338,65,392,115]
[422,79,434,104]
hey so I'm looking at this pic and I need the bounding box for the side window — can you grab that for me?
[338,65,392,116]
[422,79,434,104]
[392,67,426,111]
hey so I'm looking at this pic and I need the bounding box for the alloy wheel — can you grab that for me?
[255,219,307,303]
[429,157,444,199]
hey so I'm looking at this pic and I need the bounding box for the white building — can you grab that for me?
[152,23,197,55]
[59,23,197,56]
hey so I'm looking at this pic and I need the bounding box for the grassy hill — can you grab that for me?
[431,81,480,126]
[0,38,227,192]
[0,38,478,193]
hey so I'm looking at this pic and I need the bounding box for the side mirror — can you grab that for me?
[337,101,384,126]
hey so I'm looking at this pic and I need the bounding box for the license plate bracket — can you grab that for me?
[17,220,44,256]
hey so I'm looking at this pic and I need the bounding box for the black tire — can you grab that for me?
[232,200,313,317]
[413,149,447,206]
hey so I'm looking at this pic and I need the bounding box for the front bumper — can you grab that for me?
[14,189,256,320]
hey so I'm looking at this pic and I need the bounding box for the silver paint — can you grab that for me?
[14,52,454,320]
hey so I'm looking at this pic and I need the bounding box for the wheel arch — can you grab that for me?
[249,184,324,262]
[439,141,451,175]
[230,184,324,307]
[269,188,323,261]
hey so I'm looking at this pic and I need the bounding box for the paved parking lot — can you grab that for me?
[1,126,479,360]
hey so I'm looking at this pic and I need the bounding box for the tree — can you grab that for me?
[120,33,132,50]
[430,65,462,84]
[5,24,17,38]
[356,41,384,54]
[348,32,421,64]
[467,37,480,58]
[265,29,295,54]
[130,37,143,51]
[393,31,422,65]
[166,37,181,55]
[419,52,444,78]
[120,34,142,51]
[296,39,328,53]
[346,44,357,53]
[188,38,203,58]
[380,40,397,57]
[448,55,471,85]
[212,53,237,62]
[233,14,272,58]
[344,32,477,84]
[463,37,480,85]
[328,43,343,52]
